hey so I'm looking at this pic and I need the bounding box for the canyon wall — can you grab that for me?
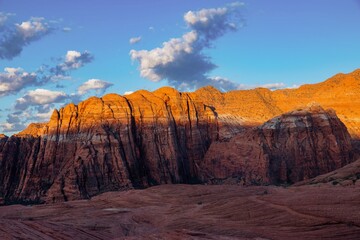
[0,69,359,204]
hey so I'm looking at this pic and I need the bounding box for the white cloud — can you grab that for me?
[66,50,81,62]
[78,79,113,95]
[130,2,244,91]
[64,50,92,70]
[129,36,142,44]
[50,50,94,77]
[184,6,240,43]
[16,18,48,38]
[26,89,67,104]
[130,31,199,82]
[124,91,134,95]
[15,89,67,110]
[184,7,227,25]
[0,67,37,96]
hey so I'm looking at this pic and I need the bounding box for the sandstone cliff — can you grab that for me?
[0,88,219,204]
[0,69,359,204]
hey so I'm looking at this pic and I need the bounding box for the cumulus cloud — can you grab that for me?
[78,79,113,95]
[0,16,53,60]
[0,67,37,96]
[130,2,244,91]
[124,91,134,95]
[50,50,94,77]
[184,3,243,45]
[131,31,205,83]
[129,36,142,44]
[14,89,67,110]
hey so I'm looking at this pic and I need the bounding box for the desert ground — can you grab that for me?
[0,184,359,240]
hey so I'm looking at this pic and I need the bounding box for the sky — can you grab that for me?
[0,0,360,135]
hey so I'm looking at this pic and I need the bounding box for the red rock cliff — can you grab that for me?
[0,88,219,203]
[0,69,359,204]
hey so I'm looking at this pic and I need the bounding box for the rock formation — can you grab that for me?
[0,69,359,204]
[200,105,354,185]
[0,88,219,204]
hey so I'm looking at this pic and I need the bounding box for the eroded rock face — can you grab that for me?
[0,72,358,204]
[200,105,354,185]
[0,89,219,204]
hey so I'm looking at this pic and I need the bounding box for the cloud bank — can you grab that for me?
[130,2,244,91]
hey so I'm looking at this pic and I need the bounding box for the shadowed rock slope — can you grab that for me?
[0,69,359,204]
[295,158,360,187]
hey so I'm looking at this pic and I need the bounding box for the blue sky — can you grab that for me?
[0,0,360,134]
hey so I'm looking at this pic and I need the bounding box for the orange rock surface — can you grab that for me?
[189,69,360,138]
[14,68,360,139]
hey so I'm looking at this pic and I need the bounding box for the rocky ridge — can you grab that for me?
[0,70,359,204]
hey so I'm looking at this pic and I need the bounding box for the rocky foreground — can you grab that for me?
[0,183,359,240]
